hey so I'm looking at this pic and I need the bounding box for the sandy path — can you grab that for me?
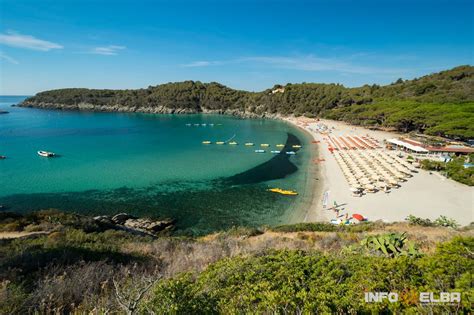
[0,231,49,239]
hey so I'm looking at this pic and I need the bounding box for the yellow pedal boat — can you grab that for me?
[267,188,298,195]
[276,144,285,148]
[245,142,254,146]
[229,141,238,145]
[260,143,270,147]
[202,141,211,144]
[292,145,302,148]
[216,141,225,145]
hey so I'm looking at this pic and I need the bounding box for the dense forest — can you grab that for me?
[1,210,472,314]
[21,65,474,139]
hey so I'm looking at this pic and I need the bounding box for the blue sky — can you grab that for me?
[0,0,472,95]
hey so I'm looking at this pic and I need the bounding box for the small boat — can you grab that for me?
[276,144,285,148]
[0,155,6,160]
[193,124,200,126]
[185,123,191,126]
[292,145,302,148]
[245,142,254,146]
[202,141,212,144]
[229,141,238,145]
[286,151,296,155]
[201,123,207,126]
[260,144,270,147]
[255,149,265,153]
[270,150,281,154]
[38,150,55,157]
[216,141,225,145]
[267,188,298,196]
[209,123,214,126]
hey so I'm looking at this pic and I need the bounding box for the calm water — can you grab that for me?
[0,96,316,234]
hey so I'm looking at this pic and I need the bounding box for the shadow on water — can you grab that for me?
[0,133,304,235]
[222,133,301,185]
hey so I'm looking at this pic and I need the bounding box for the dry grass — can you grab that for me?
[119,222,473,277]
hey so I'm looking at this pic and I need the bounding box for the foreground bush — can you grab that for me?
[0,210,472,314]
[141,237,473,314]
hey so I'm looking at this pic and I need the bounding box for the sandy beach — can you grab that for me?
[284,117,474,226]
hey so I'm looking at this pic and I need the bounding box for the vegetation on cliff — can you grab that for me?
[1,210,472,313]
[21,65,474,139]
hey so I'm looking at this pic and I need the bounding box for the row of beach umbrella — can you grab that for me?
[334,150,416,195]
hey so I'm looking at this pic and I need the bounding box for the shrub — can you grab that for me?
[406,215,434,226]
[434,215,459,228]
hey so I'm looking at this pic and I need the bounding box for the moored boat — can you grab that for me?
[276,144,285,148]
[286,151,296,155]
[202,141,211,144]
[0,155,6,159]
[270,150,281,154]
[260,143,270,147]
[216,141,225,145]
[38,150,55,157]
[292,145,302,148]
[255,149,265,153]
[229,141,238,145]
[245,142,254,146]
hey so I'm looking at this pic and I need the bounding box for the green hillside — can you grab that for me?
[21,65,474,139]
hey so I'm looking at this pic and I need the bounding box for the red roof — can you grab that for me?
[402,138,424,146]
[401,138,474,153]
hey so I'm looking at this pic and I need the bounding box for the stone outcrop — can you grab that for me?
[93,213,175,236]
[18,101,280,119]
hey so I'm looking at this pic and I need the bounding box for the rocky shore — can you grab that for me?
[18,101,280,119]
[93,213,175,237]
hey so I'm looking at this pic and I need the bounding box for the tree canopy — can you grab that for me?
[22,65,474,139]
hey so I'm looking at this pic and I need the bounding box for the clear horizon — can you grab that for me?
[0,0,473,95]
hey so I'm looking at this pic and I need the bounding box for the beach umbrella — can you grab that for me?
[352,213,365,221]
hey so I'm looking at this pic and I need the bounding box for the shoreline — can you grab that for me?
[280,119,328,224]
[7,103,473,226]
[283,116,474,226]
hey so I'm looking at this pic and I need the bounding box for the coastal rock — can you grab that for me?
[111,212,136,224]
[124,217,175,233]
[93,215,113,225]
[18,101,279,120]
[92,213,175,236]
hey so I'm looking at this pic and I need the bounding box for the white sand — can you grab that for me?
[285,117,474,226]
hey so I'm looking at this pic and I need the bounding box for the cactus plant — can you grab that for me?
[361,232,421,257]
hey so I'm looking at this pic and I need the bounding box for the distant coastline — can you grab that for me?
[16,65,474,140]
[18,100,277,119]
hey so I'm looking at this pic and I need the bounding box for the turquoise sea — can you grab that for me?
[0,96,316,235]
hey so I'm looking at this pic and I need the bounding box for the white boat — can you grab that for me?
[255,149,265,153]
[38,150,55,157]
[285,151,296,155]
[270,150,281,154]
